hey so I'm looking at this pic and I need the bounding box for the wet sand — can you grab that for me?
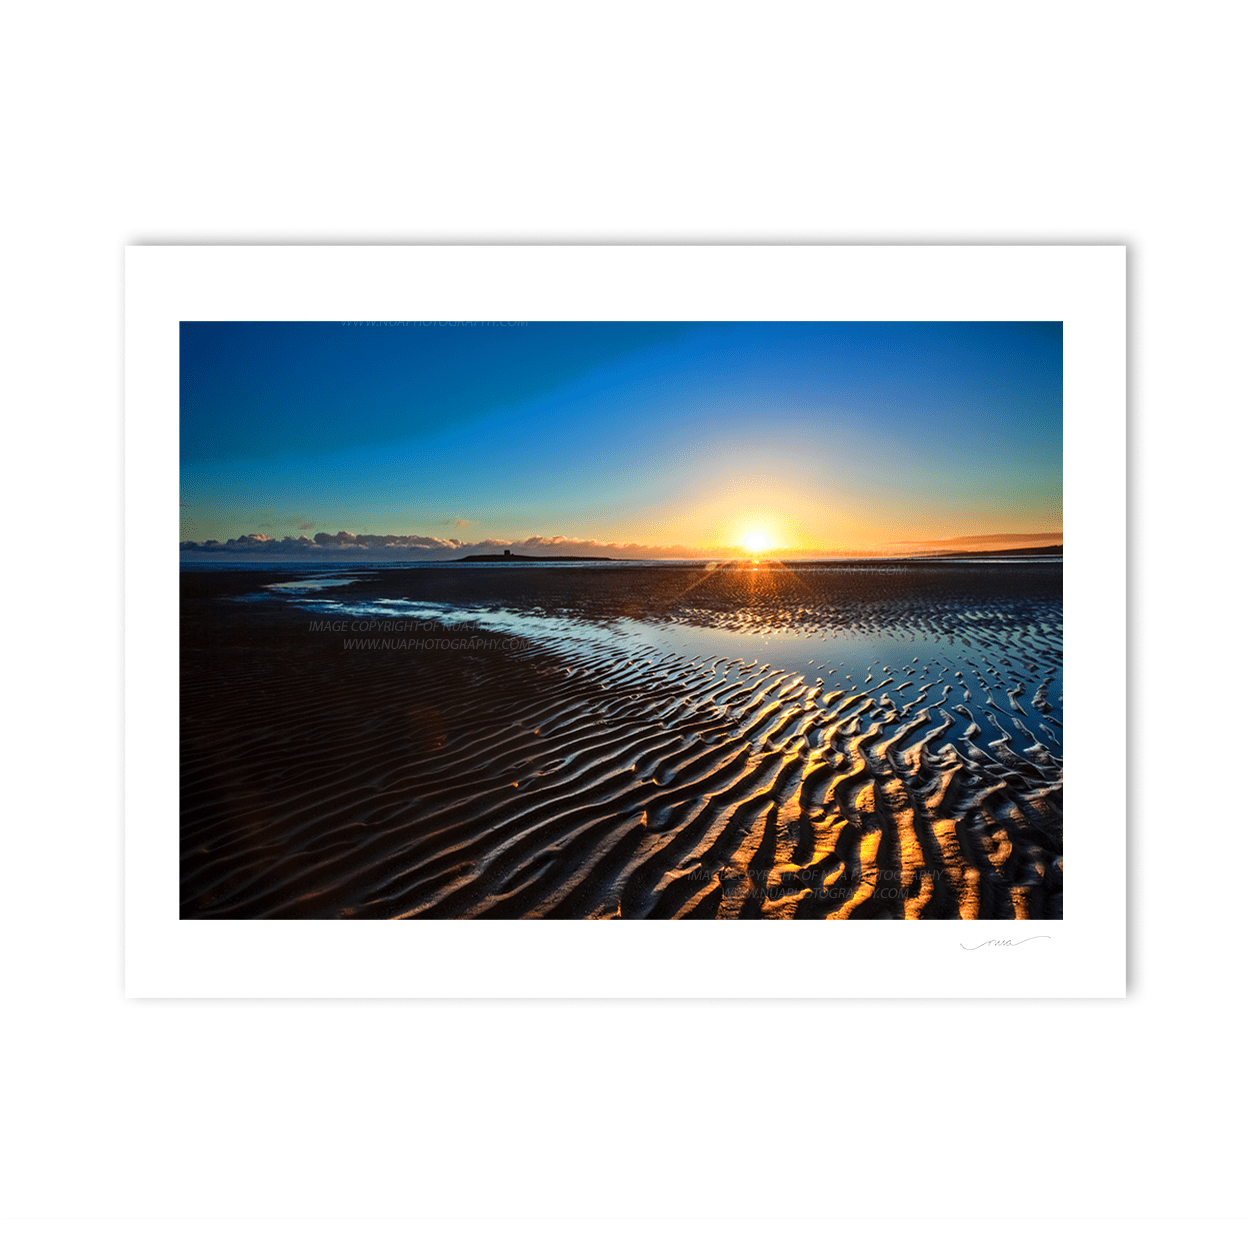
[181,562,1062,919]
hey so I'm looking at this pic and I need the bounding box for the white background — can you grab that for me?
[4,3,1246,1248]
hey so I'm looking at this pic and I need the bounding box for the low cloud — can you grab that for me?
[182,531,747,560]
[179,530,697,559]
[181,534,321,553]
[309,531,464,551]
[180,530,465,554]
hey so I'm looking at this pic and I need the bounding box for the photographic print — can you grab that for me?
[179,318,1063,920]
[126,245,1123,996]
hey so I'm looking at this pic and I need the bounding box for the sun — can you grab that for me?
[739,529,773,554]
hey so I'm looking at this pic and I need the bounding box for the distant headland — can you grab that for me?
[455,549,615,563]
[918,544,1061,560]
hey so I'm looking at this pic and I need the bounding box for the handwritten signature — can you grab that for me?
[960,936,1052,950]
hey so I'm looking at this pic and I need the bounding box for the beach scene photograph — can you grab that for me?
[180,320,1062,921]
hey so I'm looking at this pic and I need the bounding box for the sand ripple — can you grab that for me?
[182,563,1062,920]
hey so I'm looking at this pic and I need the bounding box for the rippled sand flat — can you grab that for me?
[181,562,1062,919]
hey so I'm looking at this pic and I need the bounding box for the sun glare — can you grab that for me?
[740,530,773,554]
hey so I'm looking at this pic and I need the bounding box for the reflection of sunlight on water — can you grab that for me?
[284,589,1063,759]
[264,576,367,593]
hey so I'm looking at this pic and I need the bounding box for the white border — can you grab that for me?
[125,245,1124,998]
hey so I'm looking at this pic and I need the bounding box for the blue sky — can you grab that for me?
[180,320,1061,557]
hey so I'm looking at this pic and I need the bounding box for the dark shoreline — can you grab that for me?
[455,552,615,562]
[180,550,1063,578]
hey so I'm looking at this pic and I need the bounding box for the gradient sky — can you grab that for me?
[180,320,1061,557]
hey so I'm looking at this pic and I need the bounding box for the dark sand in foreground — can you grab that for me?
[181,562,1062,919]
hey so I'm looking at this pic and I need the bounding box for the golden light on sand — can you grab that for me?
[182,557,1064,919]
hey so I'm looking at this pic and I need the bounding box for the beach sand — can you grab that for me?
[181,562,1062,919]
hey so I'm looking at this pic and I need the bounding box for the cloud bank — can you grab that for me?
[178,530,714,560]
